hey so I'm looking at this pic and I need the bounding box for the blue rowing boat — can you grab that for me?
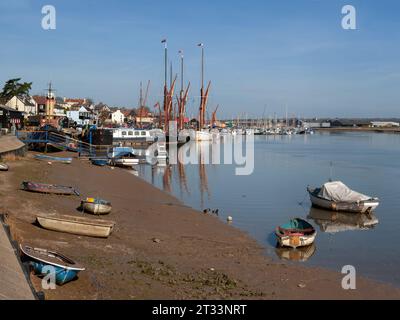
[20,244,85,286]
[91,159,109,166]
[35,154,73,164]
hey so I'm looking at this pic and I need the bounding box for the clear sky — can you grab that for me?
[0,0,399,118]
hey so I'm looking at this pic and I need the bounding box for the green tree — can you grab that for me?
[0,78,32,101]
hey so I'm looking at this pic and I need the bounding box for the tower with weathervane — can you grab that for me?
[45,82,55,120]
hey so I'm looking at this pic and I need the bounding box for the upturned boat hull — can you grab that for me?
[307,188,379,213]
[22,181,79,196]
[37,214,115,238]
[0,163,9,171]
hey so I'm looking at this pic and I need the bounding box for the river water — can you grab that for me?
[137,131,400,287]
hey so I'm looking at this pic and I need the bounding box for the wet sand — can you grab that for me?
[1,151,400,300]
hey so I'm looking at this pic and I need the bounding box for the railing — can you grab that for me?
[16,130,111,158]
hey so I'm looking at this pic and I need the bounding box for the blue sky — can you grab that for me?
[0,0,399,118]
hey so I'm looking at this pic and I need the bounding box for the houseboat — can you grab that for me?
[112,128,155,145]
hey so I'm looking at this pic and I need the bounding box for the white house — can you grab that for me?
[66,106,93,126]
[111,110,125,125]
[5,95,37,117]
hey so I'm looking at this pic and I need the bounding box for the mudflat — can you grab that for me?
[1,152,399,300]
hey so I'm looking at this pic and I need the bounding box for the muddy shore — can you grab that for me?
[1,151,399,300]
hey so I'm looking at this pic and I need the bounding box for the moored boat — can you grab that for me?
[91,158,109,166]
[81,198,112,215]
[307,181,379,213]
[36,213,115,238]
[0,163,9,171]
[20,244,85,285]
[22,181,79,196]
[275,218,317,248]
[111,151,139,168]
[35,154,73,164]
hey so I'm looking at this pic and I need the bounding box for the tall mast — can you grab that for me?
[170,62,173,89]
[161,39,168,131]
[162,39,167,88]
[139,81,143,107]
[179,50,184,93]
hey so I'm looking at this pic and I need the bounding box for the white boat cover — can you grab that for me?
[317,181,372,202]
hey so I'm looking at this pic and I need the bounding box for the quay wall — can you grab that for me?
[0,135,27,159]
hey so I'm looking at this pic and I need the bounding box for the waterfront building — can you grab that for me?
[111,110,125,125]
[66,106,94,126]
[0,105,24,131]
[371,121,400,128]
[63,98,87,109]
[4,95,36,117]
[32,96,47,116]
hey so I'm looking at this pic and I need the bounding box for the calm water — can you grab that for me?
[137,132,400,287]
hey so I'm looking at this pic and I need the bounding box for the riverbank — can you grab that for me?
[1,151,400,299]
[315,127,400,133]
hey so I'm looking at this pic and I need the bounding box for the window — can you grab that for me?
[141,131,146,136]
[122,131,127,136]
[135,131,140,136]
[128,131,133,136]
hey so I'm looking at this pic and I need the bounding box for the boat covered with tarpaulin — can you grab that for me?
[307,181,379,213]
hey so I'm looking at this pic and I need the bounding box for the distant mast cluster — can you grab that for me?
[160,39,214,134]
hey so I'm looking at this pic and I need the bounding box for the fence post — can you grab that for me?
[45,131,48,153]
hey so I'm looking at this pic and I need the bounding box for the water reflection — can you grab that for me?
[275,243,316,262]
[136,133,400,286]
[307,207,379,234]
[176,141,212,209]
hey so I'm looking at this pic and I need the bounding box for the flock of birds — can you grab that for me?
[203,208,219,216]
[203,208,233,222]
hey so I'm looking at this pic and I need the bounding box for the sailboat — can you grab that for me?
[195,43,212,142]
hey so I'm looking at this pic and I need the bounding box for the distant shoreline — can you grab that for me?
[315,127,400,133]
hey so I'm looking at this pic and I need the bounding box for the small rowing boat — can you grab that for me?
[20,244,85,285]
[81,198,112,215]
[35,154,73,164]
[307,181,379,213]
[22,181,79,196]
[275,218,317,248]
[91,159,109,166]
[0,163,9,171]
[36,213,115,238]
